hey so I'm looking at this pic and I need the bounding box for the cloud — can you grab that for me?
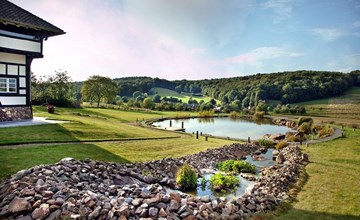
[217,47,303,67]
[262,0,294,23]
[312,28,347,42]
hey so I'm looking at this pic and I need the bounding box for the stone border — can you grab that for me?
[0,143,308,219]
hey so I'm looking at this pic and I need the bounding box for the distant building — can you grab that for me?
[0,0,65,121]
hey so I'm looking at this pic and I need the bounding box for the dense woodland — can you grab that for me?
[113,70,360,103]
[32,70,360,112]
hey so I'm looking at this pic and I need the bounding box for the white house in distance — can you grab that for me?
[0,0,65,122]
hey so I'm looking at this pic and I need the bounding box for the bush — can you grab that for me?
[317,125,334,138]
[287,135,301,142]
[257,138,275,148]
[298,122,312,134]
[47,105,55,113]
[253,111,265,120]
[275,141,289,150]
[199,110,214,117]
[216,160,256,174]
[296,116,313,126]
[229,111,238,118]
[209,173,240,191]
[176,164,197,190]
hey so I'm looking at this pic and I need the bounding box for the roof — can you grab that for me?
[0,0,65,38]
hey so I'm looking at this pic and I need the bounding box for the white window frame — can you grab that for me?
[0,78,17,93]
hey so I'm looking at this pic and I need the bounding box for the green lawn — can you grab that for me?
[150,87,213,103]
[0,106,199,145]
[254,127,360,220]
[0,137,234,180]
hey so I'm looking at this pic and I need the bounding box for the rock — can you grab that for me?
[8,197,32,214]
[118,205,130,217]
[270,133,285,141]
[148,207,158,217]
[158,208,167,217]
[169,192,181,202]
[276,152,286,164]
[143,195,160,206]
[168,200,180,212]
[143,175,154,184]
[246,203,256,211]
[32,204,50,219]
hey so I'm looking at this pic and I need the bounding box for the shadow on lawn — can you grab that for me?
[251,207,360,220]
[0,143,131,181]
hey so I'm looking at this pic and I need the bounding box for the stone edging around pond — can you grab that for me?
[0,143,308,220]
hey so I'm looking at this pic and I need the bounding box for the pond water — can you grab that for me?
[153,117,293,140]
[167,149,276,200]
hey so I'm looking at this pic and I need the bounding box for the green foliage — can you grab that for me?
[253,111,265,120]
[209,173,240,191]
[199,110,214,117]
[176,164,198,190]
[258,138,275,148]
[297,117,314,126]
[216,160,256,174]
[317,125,334,138]
[81,75,118,107]
[275,141,289,150]
[229,111,238,118]
[272,104,306,114]
[31,70,74,107]
[287,135,301,142]
[298,122,312,134]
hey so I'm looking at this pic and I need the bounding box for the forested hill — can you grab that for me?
[113,70,360,104]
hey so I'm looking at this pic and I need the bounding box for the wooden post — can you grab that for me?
[248,137,250,143]
[200,132,203,136]
[181,122,184,129]
[196,131,199,139]
[170,120,172,127]
[205,136,208,141]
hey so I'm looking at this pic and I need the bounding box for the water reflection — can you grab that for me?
[197,117,215,124]
[154,117,293,140]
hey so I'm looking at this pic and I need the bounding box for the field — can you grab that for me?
[294,87,360,123]
[1,102,360,219]
[150,87,213,103]
[0,106,233,179]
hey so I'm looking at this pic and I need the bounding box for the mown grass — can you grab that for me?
[0,137,234,180]
[0,106,197,145]
[150,87,212,103]
[253,127,360,220]
[95,136,234,162]
[0,144,130,180]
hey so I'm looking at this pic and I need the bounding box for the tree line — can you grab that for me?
[31,70,360,111]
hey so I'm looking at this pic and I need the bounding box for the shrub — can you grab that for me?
[298,122,311,134]
[253,111,265,120]
[257,138,275,148]
[275,141,289,150]
[216,160,256,174]
[209,173,240,191]
[287,135,301,142]
[296,116,313,126]
[317,125,334,138]
[176,164,197,190]
[199,110,214,117]
[229,111,238,118]
[47,105,55,113]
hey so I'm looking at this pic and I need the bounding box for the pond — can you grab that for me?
[167,149,276,200]
[153,117,293,140]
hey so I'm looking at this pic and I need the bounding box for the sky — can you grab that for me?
[11,0,360,81]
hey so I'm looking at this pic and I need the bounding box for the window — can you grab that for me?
[0,78,17,93]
